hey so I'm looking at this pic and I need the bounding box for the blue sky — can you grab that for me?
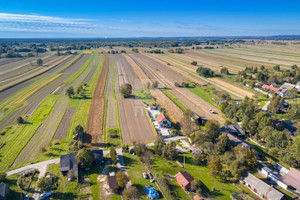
[0,0,299,38]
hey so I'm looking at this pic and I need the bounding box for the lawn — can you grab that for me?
[135,90,156,105]
[47,163,78,199]
[123,152,164,200]
[149,151,255,200]
[160,88,187,111]
[188,86,218,107]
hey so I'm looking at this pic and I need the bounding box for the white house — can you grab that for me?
[156,113,171,128]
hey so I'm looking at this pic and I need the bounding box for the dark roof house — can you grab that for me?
[0,183,10,200]
[242,172,284,200]
[107,175,119,193]
[220,124,245,137]
[226,133,252,149]
[59,153,78,178]
[175,171,194,191]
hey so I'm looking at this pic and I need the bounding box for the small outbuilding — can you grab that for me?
[175,171,194,191]
[107,175,119,193]
[0,183,10,200]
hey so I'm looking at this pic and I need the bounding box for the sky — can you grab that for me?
[0,0,300,38]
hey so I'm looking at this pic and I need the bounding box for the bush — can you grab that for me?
[191,61,197,66]
[123,186,140,200]
[174,82,180,87]
[196,67,215,78]
[120,83,132,98]
[116,171,129,188]
[37,177,55,192]
[17,116,25,124]
[76,148,95,168]
[0,173,6,182]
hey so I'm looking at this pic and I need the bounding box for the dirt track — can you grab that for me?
[85,52,108,148]
[114,54,156,144]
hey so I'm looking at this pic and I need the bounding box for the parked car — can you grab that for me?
[39,191,52,199]
[24,195,30,200]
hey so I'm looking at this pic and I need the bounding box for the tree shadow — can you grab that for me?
[122,155,137,167]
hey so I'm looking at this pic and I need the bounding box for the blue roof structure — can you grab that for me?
[144,186,159,199]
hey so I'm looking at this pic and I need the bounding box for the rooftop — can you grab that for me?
[281,168,300,191]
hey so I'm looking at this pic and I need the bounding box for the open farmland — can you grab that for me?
[129,53,226,124]
[0,54,90,132]
[113,54,157,144]
[85,52,108,148]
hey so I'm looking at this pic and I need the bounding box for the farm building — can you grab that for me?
[175,171,194,191]
[262,84,278,92]
[149,104,160,110]
[0,184,10,200]
[107,175,119,193]
[281,168,300,193]
[241,172,284,200]
[220,124,245,137]
[59,153,78,178]
[156,113,171,128]
[144,186,159,199]
[225,133,252,149]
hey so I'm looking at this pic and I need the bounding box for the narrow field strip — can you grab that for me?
[52,106,76,140]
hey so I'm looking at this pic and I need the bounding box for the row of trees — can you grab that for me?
[196,66,216,78]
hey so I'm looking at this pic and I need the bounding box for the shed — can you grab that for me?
[242,172,284,200]
[261,167,273,178]
[0,183,10,200]
[59,153,78,178]
[107,175,119,193]
[175,171,194,191]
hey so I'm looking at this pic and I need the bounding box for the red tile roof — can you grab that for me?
[262,84,278,91]
[281,168,300,191]
[175,171,194,190]
[156,113,166,123]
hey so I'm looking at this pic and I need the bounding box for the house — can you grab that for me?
[262,84,278,92]
[175,171,194,191]
[225,133,252,149]
[59,153,78,178]
[0,183,10,200]
[107,175,119,193]
[242,172,284,200]
[281,168,300,193]
[92,149,103,165]
[156,113,171,128]
[277,88,290,97]
[281,120,297,135]
[190,113,206,125]
[220,124,245,137]
[149,104,160,110]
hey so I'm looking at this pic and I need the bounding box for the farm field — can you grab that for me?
[0,54,90,132]
[85,52,108,148]
[129,53,225,124]
[113,54,157,144]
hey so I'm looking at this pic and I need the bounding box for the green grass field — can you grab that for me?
[160,88,187,111]
[188,86,218,107]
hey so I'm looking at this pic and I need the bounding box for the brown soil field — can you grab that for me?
[173,53,242,74]
[114,54,157,144]
[85,52,108,148]
[105,55,118,129]
[153,53,252,99]
[145,53,206,85]
[52,106,76,140]
[125,54,184,124]
[128,53,225,125]
[186,50,271,70]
